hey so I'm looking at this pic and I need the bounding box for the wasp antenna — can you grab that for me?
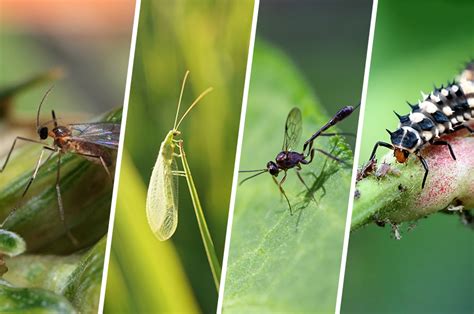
[239,170,267,185]
[36,86,55,129]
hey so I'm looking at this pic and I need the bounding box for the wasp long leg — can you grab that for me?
[0,137,53,172]
[295,167,316,203]
[272,172,292,215]
[417,154,429,189]
[317,132,356,138]
[303,106,356,152]
[369,141,394,161]
[314,148,350,166]
[55,153,79,246]
[431,140,456,160]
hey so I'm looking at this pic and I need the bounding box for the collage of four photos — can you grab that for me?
[0,0,472,313]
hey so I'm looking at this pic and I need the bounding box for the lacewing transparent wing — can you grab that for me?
[146,131,179,241]
[282,107,302,151]
[69,123,121,149]
[145,70,212,241]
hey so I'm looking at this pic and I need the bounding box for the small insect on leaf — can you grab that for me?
[146,71,212,241]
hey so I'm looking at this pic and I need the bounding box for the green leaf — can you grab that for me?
[3,237,107,312]
[0,279,76,313]
[0,229,26,257]
[63,237,106,313]
[222,41,353,312]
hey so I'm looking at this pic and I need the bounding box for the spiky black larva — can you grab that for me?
[369,61,474,188]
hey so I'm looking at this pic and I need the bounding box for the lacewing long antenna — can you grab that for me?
[175,87,213,130]
[36,86,54,129]
[173,70,190,130]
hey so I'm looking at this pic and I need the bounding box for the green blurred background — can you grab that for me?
[0,1,133,311]
[104,1,254,313]
[342,1,474,313]
[257,0,372,144]
[222,0,371,312]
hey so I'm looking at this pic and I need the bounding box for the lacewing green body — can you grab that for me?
[146,71,212,241]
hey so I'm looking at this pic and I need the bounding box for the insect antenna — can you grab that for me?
[51,110,58,127]
[175,87,213,131]
[239,169,268,185]
[173,70,190,130]
[173,70,213,131]
[36,85,55,129]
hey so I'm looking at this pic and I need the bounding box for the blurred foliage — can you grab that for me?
[0,236,107,313]
[0,3,131,311]
[342,1,474,313]
[0,278,76,314]
[222,40,354,313]
[104,0,254,313]
[256,0,372,148]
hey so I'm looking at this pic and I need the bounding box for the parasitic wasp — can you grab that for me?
[240,105,356,214]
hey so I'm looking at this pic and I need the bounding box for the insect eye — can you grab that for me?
[38,127,48,140]
[267,161,279,176]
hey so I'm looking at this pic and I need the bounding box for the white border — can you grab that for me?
[216,0,260,313]
[334,0,378,313]
[98,0,141,312]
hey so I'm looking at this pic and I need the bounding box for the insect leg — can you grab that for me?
[55,154,79,246]
[172,170,186,177]
[369,141,394,161]
[18,147,56,201]
[317,132,356,138]
[431,140,456,160]
[272,173,292,215]
[453,124,474,134]
[0,137,52,173]
[417,154,429,189]
[1,147,56,228]
[74,152,112,178]
[314,148,350,166]
[295,168,316,203]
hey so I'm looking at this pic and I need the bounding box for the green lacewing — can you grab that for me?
[146,71,212,241]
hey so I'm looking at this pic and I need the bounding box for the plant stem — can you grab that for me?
[352,131,474,231]
[178,141,221,291]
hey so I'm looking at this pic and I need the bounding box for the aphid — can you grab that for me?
[357,158,377,181]
[0,87,121,244]
[240,105,356,214]
[146,71,212,241]
[369,61,474,188]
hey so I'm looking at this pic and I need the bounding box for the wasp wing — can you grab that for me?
[69,123,121,149]
[282,107,302,151]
